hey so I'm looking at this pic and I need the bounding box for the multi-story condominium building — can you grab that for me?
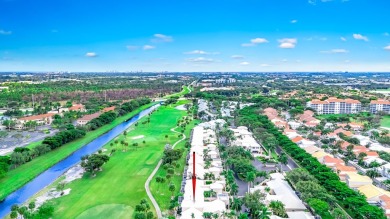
[306,97,361,114]
[370,99,390,114]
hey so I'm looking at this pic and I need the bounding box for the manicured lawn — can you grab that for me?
[49,102,191,218]
[0,102,156,201]
[165,85,191,98]
[381,116,390,128]
[149,119,198,213]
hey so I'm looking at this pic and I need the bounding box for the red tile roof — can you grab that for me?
[371,99,390,105]
[19,113,55,121]
[78,112,101,121]
[69,104,85,111]
[102,106,116,112]
[292,136,304,143]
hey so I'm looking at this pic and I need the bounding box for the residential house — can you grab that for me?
[76,112,101,126]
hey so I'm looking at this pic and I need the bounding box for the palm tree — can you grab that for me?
[231,197,243,212]
[255,207,271,219]
[278,153,288,172]
[246,171,256,192]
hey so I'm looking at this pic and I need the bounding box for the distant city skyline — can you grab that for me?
[1,0,390,72]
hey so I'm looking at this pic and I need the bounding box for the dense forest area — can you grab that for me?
[0,79,183,108]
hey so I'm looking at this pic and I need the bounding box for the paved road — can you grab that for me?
[144,126,187,219]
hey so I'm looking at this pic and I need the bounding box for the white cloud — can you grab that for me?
[281,59,288,62]
[186,57,215,63]
[126,45,138,50]
[184,50,219,55]
[0,29,12,35]
[231,55,244,59]
[250,38,268,44]
[291,20,298,24]
[345,60,351,63]
[242,38,268,47]
[278,38,298,49]
[353,34,369,41]
[85,52,97,57]
[152,34,173,43]
[143,45,155,50]
[320,49,349,54]
[185,50,207,55]
[340,37,347,41]
[384,32,390,37]
[384,45,390,51]
[240,62,250,65]
[51,29,59,33]
[260,64,271,67]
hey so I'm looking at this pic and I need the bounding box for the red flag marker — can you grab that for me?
[192,151,196,202]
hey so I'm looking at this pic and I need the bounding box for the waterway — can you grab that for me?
[0,104,160,218]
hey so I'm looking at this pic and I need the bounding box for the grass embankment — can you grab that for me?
[49,101,191,218]
[149,119,198,212]
[381,116,390,128]
[0,102,156,201]
[165,85,191,99]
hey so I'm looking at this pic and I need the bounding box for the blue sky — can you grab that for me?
[0,0,390,72]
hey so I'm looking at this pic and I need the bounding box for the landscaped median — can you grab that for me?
[0,102,156,201]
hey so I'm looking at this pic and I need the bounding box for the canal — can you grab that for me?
[0,104,160,218]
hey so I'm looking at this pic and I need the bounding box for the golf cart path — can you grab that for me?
[145,126,187,219]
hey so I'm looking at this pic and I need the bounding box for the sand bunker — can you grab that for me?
[131,135,144,140]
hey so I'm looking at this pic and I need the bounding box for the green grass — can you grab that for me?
[164,85,191,99]
[381,116,390,128]
[149,119,198,212]
[0,102,156,201]
[48,101,192,218]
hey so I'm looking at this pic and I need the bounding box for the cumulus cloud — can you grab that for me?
[0,29,12,35]
[291,20,298,24]
[143,45,155,50]
[231,55,244,59]
[85,52,97,57]
[251,38,268,44]
[242,38,268,47]
[320,49,349,54]
[353,34,369,41]
[384,45,390,51]
[186,57,215,63]
[278,38,298,49]
[340,37,347,41]
[152,34,173,43]
[240,62,250,65]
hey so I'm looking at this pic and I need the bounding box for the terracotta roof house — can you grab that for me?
[77,112,101,126]
[69,104,86,112]
[321,155,345,167]
[292,136,304,143]
[333,164,357,181]
[17,113,55,129]
[102,106,116,112]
